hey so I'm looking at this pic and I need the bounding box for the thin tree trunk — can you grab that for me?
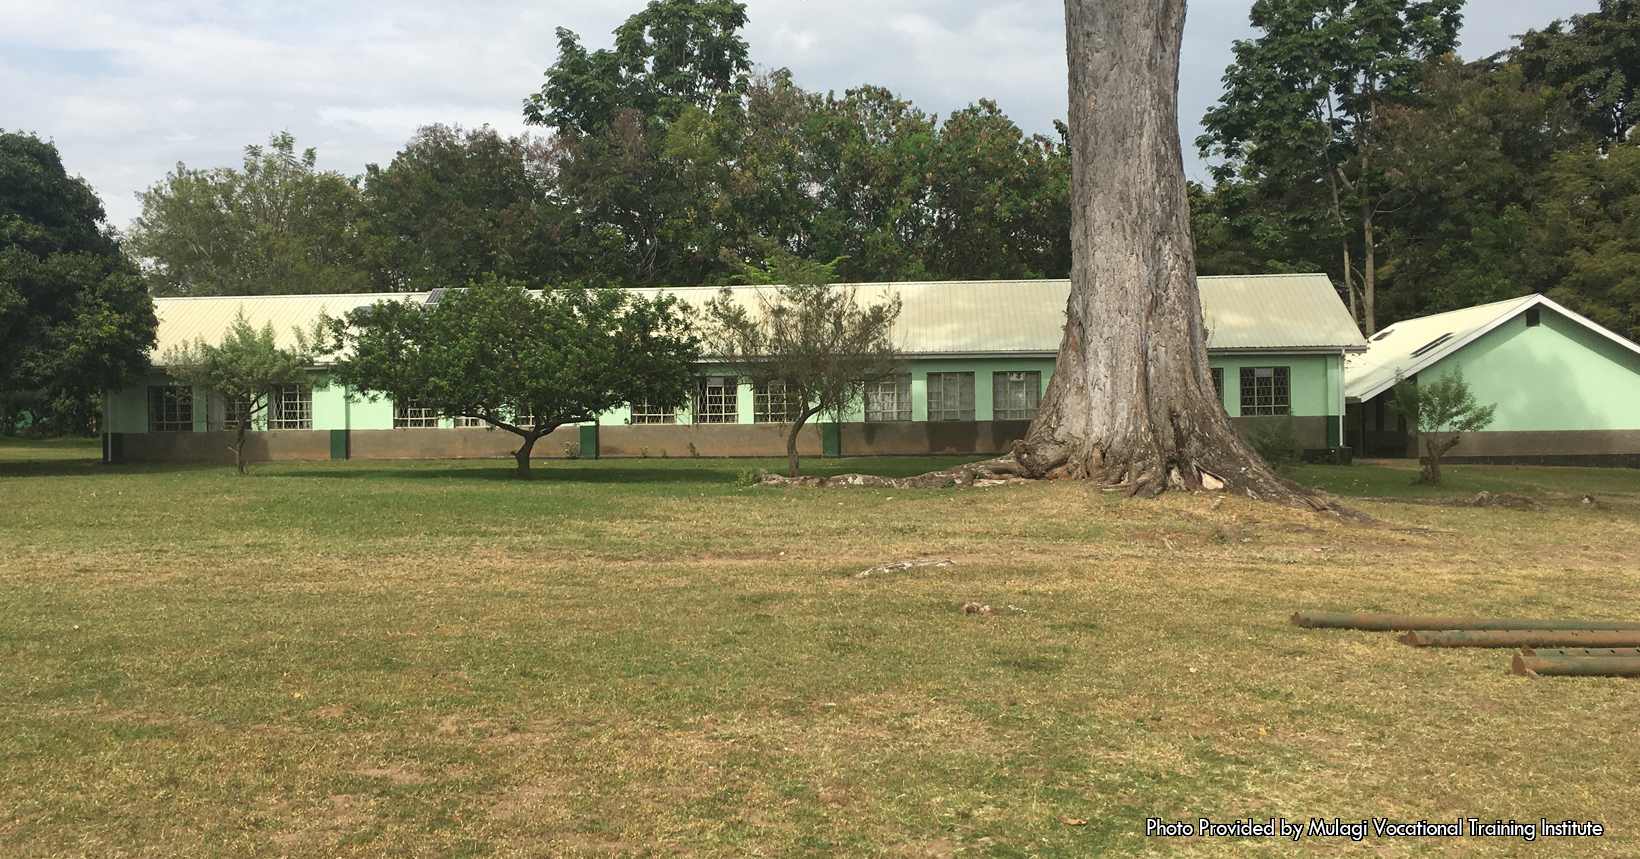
[1361,198,1377,336]
[1418,433,1461,486]
[786,406,820,478]
[234,419,248,476]
[1007,0,1303,502]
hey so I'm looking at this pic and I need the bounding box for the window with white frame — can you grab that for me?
[511,404,537,429]
[926,372,975,421]
[394,400,439,428]
[268,384,312,429]
[753,380,804,423]
[452,409,485,428]
[628,398,676,424]
[148,385,194,432]
[864,375,912,421]
[1239,366,1290,415]
[218,395,252,431]
[991,371,1041,420]
[693,376,738,424]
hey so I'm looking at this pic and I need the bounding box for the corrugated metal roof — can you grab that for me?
[149,274,1365,364]
[1344,294,1640,402]
[152,292,429,362]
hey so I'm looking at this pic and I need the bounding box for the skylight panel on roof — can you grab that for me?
[1371,327,1394,342]
[1409,332,1454,357]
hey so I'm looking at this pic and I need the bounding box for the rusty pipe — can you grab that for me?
[1512,653,1640,677]
[1292,612,1640,632]
[1402,630,1640,648]
[1521,647,1640,658]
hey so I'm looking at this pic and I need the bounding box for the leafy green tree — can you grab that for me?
[163,311,323,475]
[1391,368,1496,485]
[1515,0,1640,145]
[703,254,900,478]
[0,130,157,434]
[127,132,377,296]
[1199,0,1463,333]
[326,277,699,479]
[1529,143,1640,341]
[1373,56,1587,319]
[363,124,579,291]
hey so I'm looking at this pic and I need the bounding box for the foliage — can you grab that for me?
[1514,0,1640,145]
[703,253,901,477]
[1531,144,1640,340]
[0,130,157,435]
[1246,415,1301,466]
[362,125,577,292]
[162,310,323,474]
[1198,0,1463,332]
[325,277,698,478]
[126,133,378,297]
[1391,368,1496,484]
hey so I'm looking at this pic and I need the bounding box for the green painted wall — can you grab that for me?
[1423,309,1640,432]
[107,353,1348,434]
[1212,354,1340,419]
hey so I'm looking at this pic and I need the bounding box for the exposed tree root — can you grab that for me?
[756,447,1379,524]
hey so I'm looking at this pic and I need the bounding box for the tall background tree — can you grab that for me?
[126,133,378,296]
[1,131,156,434]
[1198,0,1463,333]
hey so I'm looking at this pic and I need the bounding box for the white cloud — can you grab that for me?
[1,0,1600,228]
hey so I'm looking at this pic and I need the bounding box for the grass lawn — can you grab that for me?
[1,439,1637,857]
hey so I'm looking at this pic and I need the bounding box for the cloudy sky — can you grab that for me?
[3,0,1597,228]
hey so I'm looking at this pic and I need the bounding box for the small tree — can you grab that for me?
[163,310,323,475]
[325,277,698,479]
[704,255,901,478]
[1390,369,1496,485]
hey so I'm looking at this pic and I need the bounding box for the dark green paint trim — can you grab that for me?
[580,424,599,459]
[822,423,841,458]
[329,429,350,460]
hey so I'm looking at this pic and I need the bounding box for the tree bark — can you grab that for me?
[1007,0,1302,502]
[233,418,248,476]
[514,431,543,480]
[1417,433,1462,486]
[1361,197,1376,336]
[786,406,821,478]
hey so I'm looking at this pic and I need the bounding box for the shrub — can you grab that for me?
[1247,415,1299,466]
[563,442,581,459]
[735,467,765,487]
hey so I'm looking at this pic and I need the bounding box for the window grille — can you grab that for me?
[864,375,912,422]
[148,385,194,432]
[453,409,484,428]
[991,371,1041,420]
[219,396,252,431]
[1211,367,1224,403]
[629,398,676,424]
[268,385,312,429]
[926,372,975,421]
[394,400,439,428]
[693,376,739,424]
[511,404,537,429]
[1239,366,1290,416]
[753,380,805,423]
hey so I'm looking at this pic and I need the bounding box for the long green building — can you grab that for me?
[102,275,1367,463]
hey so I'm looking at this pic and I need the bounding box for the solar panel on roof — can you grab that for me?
[1410,332,1455,357]
[424,288,445,306]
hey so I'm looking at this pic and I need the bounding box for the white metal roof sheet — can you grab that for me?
[1344,294,1640,402]
[149,274,1365,364]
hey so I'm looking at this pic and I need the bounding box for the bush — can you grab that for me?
[1247,415,1299,466]
[735,467,765,487]
[563,442,581,459]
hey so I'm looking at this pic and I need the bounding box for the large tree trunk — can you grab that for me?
[1010,0,1298,501]
[514,432,543,480]
[1361,198,1377,335]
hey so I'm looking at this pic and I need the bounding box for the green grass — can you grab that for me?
[1,439,1637,857]
[1282,459,1640,501]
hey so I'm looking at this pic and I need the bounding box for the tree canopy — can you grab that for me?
[325,278,699,478]
[163,310,323,474]
[703,254,901,477]
[1,130,156,434]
